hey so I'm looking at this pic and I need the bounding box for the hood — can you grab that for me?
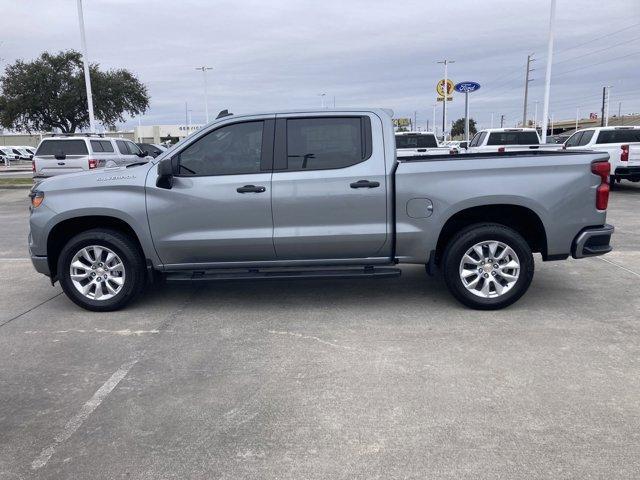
[35,163,153,192]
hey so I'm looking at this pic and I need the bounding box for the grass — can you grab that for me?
[0,177,33,186]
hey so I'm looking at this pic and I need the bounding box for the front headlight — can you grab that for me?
[29,190,45,208]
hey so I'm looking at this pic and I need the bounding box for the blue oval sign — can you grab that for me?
[454,81,481,93]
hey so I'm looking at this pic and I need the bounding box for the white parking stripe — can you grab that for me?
[30,358,139,470]
[0,258,31,261]
[597,256,640,278]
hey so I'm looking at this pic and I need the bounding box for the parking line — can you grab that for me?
[30,358,139,470]
[0,258,31,261]
[597,256,640,278]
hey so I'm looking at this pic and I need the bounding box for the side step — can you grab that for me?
[165,266,401,282]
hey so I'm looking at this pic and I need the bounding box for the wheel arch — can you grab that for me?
[434,204,548,265]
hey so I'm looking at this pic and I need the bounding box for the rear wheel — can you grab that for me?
[442,223,534,310]
[57,229,145,311]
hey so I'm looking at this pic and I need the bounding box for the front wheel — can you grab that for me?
[442,223,534,310]
[57,229,146,311]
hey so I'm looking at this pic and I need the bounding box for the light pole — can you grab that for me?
[319,93,326,109]
[432,103,437,134]
[604,86,612,126]
[76,0,96,133]
[540,0,556,143]
[195,66,213,123]
[575,106,579,131]
[534,101,539,129]
[437,59,454,141]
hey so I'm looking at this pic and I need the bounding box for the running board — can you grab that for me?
[164,266,401,282]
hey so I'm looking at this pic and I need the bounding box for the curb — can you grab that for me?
[0,185,32,190]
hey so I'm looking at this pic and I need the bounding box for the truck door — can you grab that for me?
[146,117,276,266]
[271,113,389,260]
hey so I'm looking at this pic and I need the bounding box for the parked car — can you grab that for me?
[395,131,453,157]
[466,128,560,153]
[9,147,33,160]
[33,135,151,179]
[136,142,167,158]
[28,108,613,312]
[563,126,640,187]
[0,147,19,162]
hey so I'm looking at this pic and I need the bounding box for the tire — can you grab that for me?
[442,223,534,310]
[57,228,146,311]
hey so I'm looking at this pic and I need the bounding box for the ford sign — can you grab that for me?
[454,81,481,93]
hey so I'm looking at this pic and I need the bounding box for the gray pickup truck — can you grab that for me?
[28,108,614,311]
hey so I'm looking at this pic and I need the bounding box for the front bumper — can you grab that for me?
[31,254,50,276]
[614,166,640,181]
[572,224,614,259]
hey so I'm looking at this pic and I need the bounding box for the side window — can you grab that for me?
[177,121,264,176]
[90,140,104,152]
[564,132,583,147]
[577,130,594,146]
[125,141,142,155]
[285,117,370,171]
[116,140,128,154]
[477,131,487,146]
[469,133,481,147]
[101,140,114,152]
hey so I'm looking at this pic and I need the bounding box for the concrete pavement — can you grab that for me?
[0,185,639,479]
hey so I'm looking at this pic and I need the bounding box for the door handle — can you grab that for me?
[236,184,266,193]
[350,180,380,189]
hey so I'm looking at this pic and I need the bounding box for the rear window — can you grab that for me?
[487,131,539,146]
[596,129,640,144]
[90,140,115,153]
[396,134,438,149]
[36,140,88,156]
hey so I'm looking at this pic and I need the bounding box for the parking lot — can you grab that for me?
[0,184,639,479]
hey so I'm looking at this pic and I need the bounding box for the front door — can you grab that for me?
[146,117,276,267]
[271,114,389,260]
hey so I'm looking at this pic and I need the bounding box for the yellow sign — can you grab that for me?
[436,79,455,97]
[436,96,453,102]
[393,118,411,127]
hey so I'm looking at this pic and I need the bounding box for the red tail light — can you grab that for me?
[497,147,505,153]
[591,161,610,210]
[31,160,36,172]
[88,159,98,169]
[449,149,457,155]
[621,144,629,162]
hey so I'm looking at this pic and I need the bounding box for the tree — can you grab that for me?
[450,117,477,138]
[0,50,149,133]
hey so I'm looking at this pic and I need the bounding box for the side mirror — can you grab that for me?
[137,150,148,158]
[460,142,468,149]
[156,157,176,189]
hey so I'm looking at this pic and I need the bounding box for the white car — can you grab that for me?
[395,131,452,157]
[563,126,640,187]
[33,135,152,179]
[466,128,559,154]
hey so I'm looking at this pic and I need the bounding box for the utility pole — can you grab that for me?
[414,111,417,131]
[195,66,213,123]
[575,106,579,131]
[500,114,505,128]
[534,101,539,129]
[76,0,96,133]
[604,86,611,126]
[618,101,622,125]
[490,113,494,128]
[437,59,455,141]
[185,101,188,126]
[432,103,437,133]
[319,93,326,109]
[522,54,534,126]
[541,0,556,143]
[600,86,606,127]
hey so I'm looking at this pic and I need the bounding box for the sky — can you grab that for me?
[2,0,640,132]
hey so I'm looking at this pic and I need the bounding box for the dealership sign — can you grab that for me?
[454,81,481,93]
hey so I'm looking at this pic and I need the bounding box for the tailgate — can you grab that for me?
[628,145,640,167]
[35,155,88,176]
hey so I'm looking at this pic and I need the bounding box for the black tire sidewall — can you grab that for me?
[57,229,144,311]
[443,224,534,310]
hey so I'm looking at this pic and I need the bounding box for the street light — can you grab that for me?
[195,66,213,123]
[319,93,326,109]
[437,59,455,142]
[76,0,96,132]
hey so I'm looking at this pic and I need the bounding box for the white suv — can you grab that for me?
[563,126,640,187]
[33,135,151,179]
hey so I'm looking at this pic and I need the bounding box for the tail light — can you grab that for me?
[449,149,457,155]
[498,147,505,153]
[88,159,98,169]
[31,159,36,172]
[591,161,610,210]
[621,144,629,162]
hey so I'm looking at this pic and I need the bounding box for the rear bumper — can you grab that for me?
[31,254,51,276]
[614,166,640,180]
[571,224,614,259]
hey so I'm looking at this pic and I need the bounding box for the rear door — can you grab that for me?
[146,117,276,266]
[34,139,89,176]
[271,113,389,260]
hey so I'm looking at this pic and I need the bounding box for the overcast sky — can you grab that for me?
[3,0,640,131]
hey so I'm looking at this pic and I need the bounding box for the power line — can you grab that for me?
[554,36,640,66]
[553,51,640,78]
[554,22,640,56]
